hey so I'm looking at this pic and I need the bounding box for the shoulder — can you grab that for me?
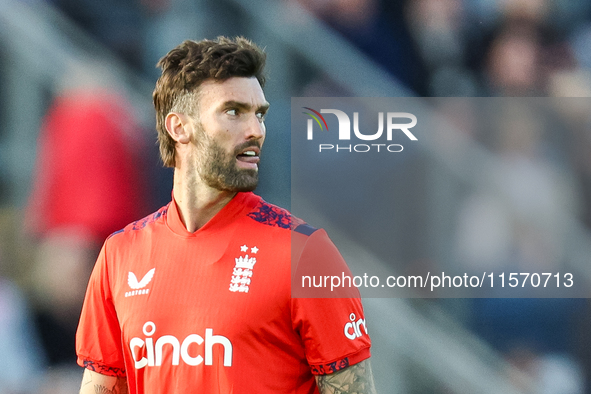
[92,205,170,285]
[105,204,170,243]
[245,195,319,237]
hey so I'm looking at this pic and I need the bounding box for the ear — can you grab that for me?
[165,112,191,144]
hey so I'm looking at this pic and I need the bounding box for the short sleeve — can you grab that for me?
[291,229,371,375]
[76,240,126,377]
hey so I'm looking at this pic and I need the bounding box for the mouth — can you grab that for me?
[236,147,260,170]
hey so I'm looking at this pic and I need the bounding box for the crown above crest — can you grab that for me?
[235,255,256,270]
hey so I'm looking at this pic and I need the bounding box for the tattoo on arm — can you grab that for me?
[315,359,377,394]
[80,369,128,394]
[93,379,128,394]
[94,386,115,394]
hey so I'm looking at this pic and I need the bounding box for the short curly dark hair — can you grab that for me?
[153,36,267,167]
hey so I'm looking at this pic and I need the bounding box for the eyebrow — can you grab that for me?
[223,100,270,113]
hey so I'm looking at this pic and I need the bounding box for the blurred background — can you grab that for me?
[1,0,591,392]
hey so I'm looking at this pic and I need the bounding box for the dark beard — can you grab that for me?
[199,139,260,192]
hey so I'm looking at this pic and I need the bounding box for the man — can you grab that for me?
[76,36,375,394]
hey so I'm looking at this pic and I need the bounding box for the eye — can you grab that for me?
[226,109,237,116]
[256,111,266,121]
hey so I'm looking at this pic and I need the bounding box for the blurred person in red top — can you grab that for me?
[26,62,149,368]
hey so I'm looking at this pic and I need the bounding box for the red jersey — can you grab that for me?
[76,192,371,393]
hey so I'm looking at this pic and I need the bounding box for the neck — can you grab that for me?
[172,169,236,233]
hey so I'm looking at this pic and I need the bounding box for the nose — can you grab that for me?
[245,114,265,141]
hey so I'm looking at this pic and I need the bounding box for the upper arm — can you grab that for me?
[315,359,377,394]
[79,368,128,394]
[76,242,126,373]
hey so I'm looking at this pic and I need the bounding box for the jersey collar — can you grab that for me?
[166,191,258,237]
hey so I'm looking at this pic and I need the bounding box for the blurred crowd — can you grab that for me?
[298,0,591,98]
[2,0,591,393]
[42,0,591,98]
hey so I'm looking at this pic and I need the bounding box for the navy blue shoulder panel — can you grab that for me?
[246,198,319,236]
[107,205,169,239]
[131,206,168,231]
[247,199,292,229]
[293,223,318,236]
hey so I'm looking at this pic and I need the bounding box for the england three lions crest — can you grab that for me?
[229,245,258,293]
